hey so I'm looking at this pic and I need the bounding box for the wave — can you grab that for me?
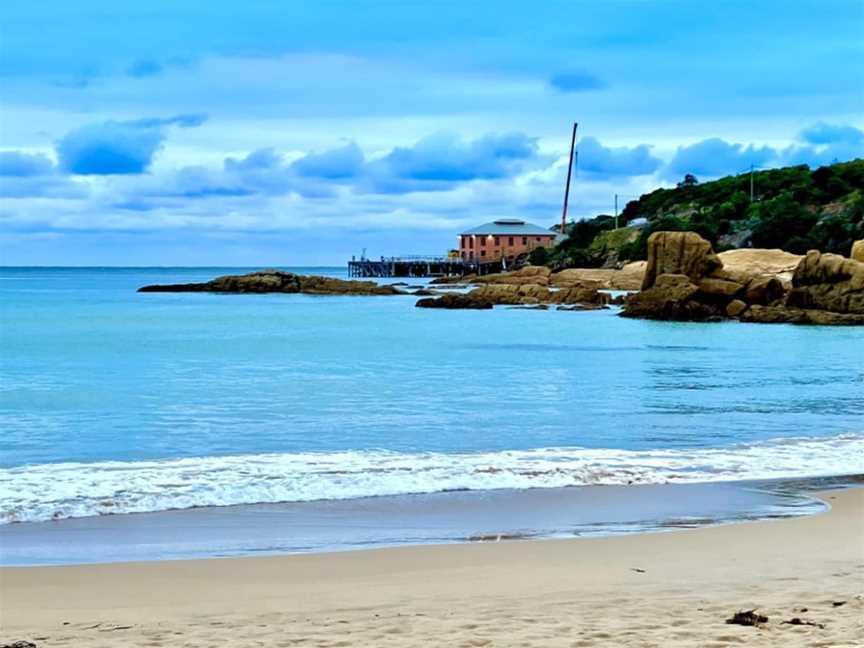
[1,433,862,524]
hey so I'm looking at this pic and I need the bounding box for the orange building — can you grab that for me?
[459,219,559,265]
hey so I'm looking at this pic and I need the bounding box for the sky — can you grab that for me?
[1,1,863,266]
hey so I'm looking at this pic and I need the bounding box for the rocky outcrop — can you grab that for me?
[416,280,609,309]
[415,293,493,309]
[786,251,864,314]
[852,240,864,263]
[139,270,400,296]
[641,231,722,290]
[739,305,864,326]
[621,231,863,325]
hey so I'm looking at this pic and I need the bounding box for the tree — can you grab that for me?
[677,173,699,188]
[528,246,549,266]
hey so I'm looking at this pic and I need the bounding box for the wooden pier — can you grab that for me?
[348,255,472,278]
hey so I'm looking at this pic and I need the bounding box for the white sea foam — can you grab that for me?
[1,433,862,524]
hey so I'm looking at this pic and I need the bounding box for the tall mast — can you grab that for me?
[560,122,578,235]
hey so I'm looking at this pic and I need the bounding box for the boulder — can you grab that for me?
[786,250,864,314]
[550,263,644,291]
[621,273,721,321]
[726,299,748,318]
[139,270,400,296]
[698,277,744,299]
[744,275,786,305]
[717,248,802,278]
[472,265,551,286]
[852,240,864,263]
[740,305,864,326]
[551,285,608,305]
[415,293,493,309]
[641,231,722,290]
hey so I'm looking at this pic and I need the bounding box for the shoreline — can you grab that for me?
[2,475,859,567]
[2,487,862,646]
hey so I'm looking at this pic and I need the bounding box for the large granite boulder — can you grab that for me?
[641,231,722,290]
[139,270,400,296]
[717,248,802,287]
[850,240,864,263]
[786,250,864,314]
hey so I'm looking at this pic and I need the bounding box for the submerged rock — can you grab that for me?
[139,270,400,296]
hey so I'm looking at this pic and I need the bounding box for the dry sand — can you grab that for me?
[1,488,862,647]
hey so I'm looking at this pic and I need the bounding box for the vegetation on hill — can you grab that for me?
[543,158,864,268]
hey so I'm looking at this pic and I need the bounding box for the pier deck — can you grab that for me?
[348,256,468,278]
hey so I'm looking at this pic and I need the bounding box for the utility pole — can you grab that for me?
[560,122,578,235]
[614,193,618,229]
[750,164,754,203]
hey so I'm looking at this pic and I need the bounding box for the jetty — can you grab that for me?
[348,255,468,278]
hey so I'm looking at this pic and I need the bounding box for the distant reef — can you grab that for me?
[138,270,400,296]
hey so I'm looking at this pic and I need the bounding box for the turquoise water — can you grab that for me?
[1,267,863,526]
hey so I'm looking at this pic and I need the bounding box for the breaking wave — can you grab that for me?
[2,433,862,524]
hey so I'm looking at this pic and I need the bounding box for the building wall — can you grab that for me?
[458,233,556,263]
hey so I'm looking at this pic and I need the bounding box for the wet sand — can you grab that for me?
[1,487,862,647]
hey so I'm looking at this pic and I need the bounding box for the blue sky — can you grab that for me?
[1,1,862,265]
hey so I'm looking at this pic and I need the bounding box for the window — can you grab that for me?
[522,237,527,245]
[508,237,514,246]
[536,237,541,242]
[480,237,486,246]
[494,236,500,245]
[481,250,486,257]
[469,238,474,249]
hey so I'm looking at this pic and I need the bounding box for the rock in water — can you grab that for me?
[139,270,400,296]
[622,273,721,321]
[415,293,493,309]
[641,231,722,290]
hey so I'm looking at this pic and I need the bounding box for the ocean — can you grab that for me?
[1,266,863,564]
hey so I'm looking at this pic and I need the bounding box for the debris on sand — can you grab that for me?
[726,610,768,626]
[783,617,825,629]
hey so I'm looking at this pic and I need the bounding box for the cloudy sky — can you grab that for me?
[1,1,862,265]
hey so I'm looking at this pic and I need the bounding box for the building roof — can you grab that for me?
[460,219,556,236]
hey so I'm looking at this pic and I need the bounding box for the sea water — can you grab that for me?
[1,267,862,562]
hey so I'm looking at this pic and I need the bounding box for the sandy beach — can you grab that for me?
[1,487,861,647]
